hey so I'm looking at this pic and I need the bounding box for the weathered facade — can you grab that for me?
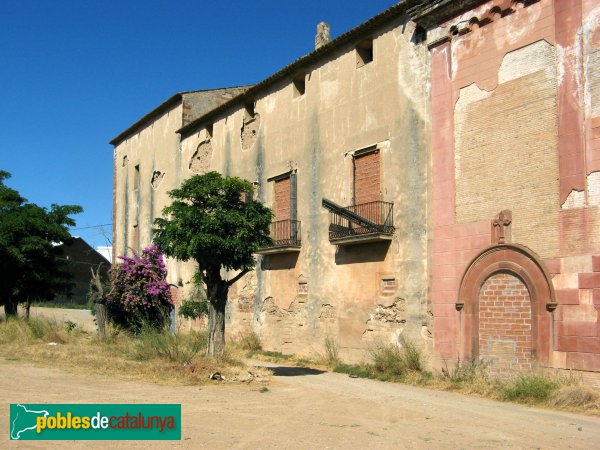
[111,0,600,377]
[110,87,250,301]
[176,10,430,361]
[423,0,600,380]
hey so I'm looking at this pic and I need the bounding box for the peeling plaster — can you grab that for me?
[498,40,555,84]
[454,83,492,177]
[449,2,544,82]
[241,113,261,151]
[151,170,165,190]
[588,171,600,206]
[561,189,585,209]
[556,44,566,87]
[583,6,600,118]
[189,139,213,174]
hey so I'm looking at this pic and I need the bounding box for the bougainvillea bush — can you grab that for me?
[106,245,173,332]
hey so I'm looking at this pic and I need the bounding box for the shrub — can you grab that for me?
[64,320,77,334]
[502,373,559,403]
[442,357,489,383]
[237,331,262,351]
[370,344,407,379]
[400,337,422,372]
[178,299,208,320]
[323,336,340,365]
[369,338,423,380]
[129,328,206,365]
[105,245,173,333]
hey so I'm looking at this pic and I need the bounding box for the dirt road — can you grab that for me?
[1,360,599,449]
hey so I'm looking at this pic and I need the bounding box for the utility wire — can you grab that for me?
[70,223,112,231]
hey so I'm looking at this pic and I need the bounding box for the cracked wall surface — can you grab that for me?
[241,113,260,151]
[112,89,244,296]
[189,139,213,174]
[362,298,407,345]
[177,12,430,362]
[151,170,165,189]
[454,40,559,259]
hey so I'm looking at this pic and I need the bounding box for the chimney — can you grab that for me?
[315,22,331,49]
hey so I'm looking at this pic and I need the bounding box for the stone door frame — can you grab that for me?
[456,244,556,366]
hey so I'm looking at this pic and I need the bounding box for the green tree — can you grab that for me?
[0,171,82,316]
[153,172,272,356]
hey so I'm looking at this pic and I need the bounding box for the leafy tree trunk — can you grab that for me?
[4,299,17,317]
[205,267,229,357]
[25,297,31,319]
[207,296,227,356]
[90,267,106,339]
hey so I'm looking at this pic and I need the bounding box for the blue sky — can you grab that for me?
[1,0,397,250]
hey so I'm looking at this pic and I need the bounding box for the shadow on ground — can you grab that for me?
[268,366,325,377]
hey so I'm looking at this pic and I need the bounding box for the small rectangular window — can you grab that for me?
[134,164,140,190]
[293,74,306,98]
[356,39,374,68]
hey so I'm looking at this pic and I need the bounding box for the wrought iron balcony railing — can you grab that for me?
[257,219,301,254]
[322,199,394,243]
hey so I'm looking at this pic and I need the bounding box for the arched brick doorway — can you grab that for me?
[456,244,556,369]
[479,272,532,372]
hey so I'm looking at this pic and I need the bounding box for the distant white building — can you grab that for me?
[95,246,112,263]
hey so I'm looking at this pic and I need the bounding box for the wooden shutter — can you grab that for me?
[354,150,380,205]
[274,176,291,221]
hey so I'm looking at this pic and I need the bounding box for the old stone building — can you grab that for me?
[110,87,250,296]
[111,0,600,378]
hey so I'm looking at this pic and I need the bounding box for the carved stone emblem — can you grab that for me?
[492,210,512,244]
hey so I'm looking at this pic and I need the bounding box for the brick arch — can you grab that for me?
[456,244,556,366]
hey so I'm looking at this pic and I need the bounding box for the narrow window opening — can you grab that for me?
[134,164,140,190]
[356,39,374,68]
[412,25,427,44]
[293,74,306,98]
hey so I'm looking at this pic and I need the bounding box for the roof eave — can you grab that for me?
[177,0,427,137]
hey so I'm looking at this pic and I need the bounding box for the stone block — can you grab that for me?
[556,335,577,352]
[562,255,593,273]
[593,255,600,272]
[544,258,561,275]
[578,336,600,354]
[555,289,579,305]
[579,273,600,289]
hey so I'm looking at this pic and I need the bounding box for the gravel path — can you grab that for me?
[1,359,599,449]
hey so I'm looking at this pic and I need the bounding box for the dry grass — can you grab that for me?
[329,342,600,415]
[549,384,600,411]
[235,331,262,352]
[0,317,270,385]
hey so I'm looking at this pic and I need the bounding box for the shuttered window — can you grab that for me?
[353,150,380,205]
[274,176,291,221]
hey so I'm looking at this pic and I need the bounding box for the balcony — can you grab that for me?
[323,199,394,246]
[257,219,302,255]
